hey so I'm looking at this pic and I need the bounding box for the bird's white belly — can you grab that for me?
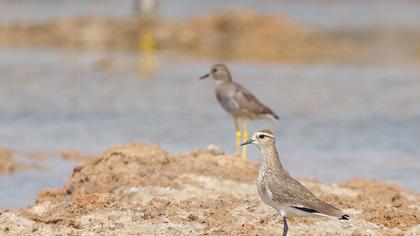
[257,183,278,208]
[257,173,281,209]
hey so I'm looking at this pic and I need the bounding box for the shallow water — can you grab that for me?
[1,0,420,208]
[0,47,419,208]
[0,152,73,209]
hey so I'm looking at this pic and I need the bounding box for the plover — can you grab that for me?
[200,64,279,160]
[241,130,349,236]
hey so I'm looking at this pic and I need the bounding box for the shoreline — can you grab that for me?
[0,10,357,63]
[0,143,418,235]
[1,10,420,64]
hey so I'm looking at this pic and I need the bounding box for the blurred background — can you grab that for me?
[0,0,419,208]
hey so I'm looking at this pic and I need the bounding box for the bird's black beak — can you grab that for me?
[199,73,210,80]
[240,139,254,146]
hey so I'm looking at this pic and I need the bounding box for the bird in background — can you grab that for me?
[241,130,349,236]
[200,64,279,160]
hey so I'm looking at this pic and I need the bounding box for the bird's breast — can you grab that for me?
[257,170,276,208]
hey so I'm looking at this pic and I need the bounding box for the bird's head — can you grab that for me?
[241,129,276,149]
[199,63,232,82]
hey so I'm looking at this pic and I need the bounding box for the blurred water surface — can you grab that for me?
[1,0,420,30]
[0,47,419,208]
[1,0,420,208]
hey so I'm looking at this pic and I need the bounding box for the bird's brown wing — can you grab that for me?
[232,82,279,119]
[266,174,343,217]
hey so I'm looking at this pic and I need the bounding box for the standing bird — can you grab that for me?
[241,130,349,236]
[200,64,279,160]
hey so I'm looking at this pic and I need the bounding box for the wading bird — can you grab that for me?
[200,64,278,160]
[241,130,349,236]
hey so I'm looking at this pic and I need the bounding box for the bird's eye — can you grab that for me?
[259,134,265,139]
[212,69,217,73]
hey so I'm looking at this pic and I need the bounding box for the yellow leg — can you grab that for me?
[139,32,157,75]
[234,118,241,156]
[241,119,248,161]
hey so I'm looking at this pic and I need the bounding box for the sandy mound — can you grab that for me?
[0,148,23,174]
[0,143,419,235]
[0,11,354,62]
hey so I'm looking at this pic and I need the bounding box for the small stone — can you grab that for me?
[188,213,198,221]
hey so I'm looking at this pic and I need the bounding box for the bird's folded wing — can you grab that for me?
[266,175,343,217]
[232,82,274,115]
[216,91,240,113]
[266,175,319,206]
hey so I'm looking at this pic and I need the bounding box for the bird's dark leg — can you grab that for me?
[233,117,240,156]
[282,216,288,236]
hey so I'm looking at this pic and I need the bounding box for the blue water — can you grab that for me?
[0,47,419,209]
[0,0,420,208]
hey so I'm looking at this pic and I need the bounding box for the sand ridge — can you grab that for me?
[0,143,419,235]
[0,10,355,62]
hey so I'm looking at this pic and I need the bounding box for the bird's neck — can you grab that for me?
[216,79,231,85]
[260,145,285,173]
